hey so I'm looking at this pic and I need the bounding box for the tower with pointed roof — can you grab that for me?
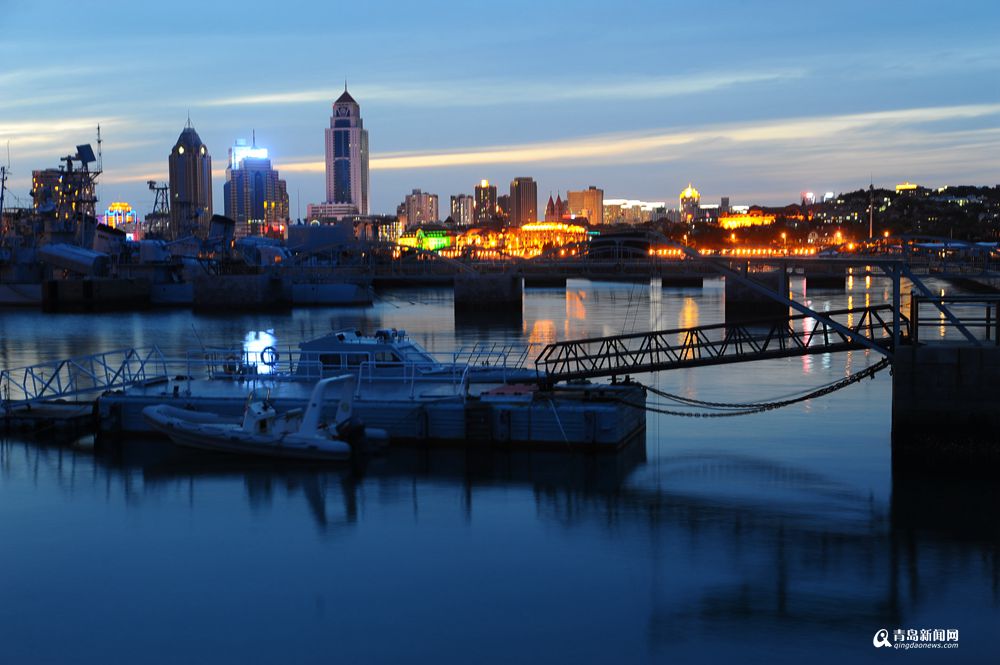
[679,183,701,224]
[323,85,369,216]
[168,120,213,238]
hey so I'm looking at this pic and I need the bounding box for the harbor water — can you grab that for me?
[1,277,997,663]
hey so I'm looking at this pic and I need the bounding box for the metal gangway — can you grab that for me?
[535,305,907,386]
[1,347,170,406]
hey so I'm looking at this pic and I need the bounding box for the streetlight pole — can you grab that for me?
[868,182,874,240]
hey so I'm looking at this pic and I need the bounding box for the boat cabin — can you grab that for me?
[295,329,438,377]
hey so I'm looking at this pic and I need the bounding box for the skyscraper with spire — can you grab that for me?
[168,118,213,238]
[322,85,369,216]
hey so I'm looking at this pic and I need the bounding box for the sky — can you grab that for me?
[1,0,998,217]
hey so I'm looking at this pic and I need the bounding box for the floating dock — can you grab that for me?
[97,376,646,451]
[3,401,94,436]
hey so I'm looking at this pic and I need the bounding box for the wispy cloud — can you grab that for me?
[100,160,170,185]
[200,69,803,108]
[0,117,117,152]
[274,102,1000,172]
[0,117,156,170]
[0,64,107,87]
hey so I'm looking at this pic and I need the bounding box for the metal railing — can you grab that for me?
[909,294,1000,345]
[535,305,907,386]
[2,346,170,405]
[449,342,538,370]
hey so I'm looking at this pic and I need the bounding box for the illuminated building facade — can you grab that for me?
[323,87,369,216]
[604,199,665,224]
[567,186,603,225]
[398,226,454,251]
[448,221,588,259]
[31,168,96,222]
[450,194,475,226]
[719,204,803,230]
[474,179,497,225]
[679,183,700,223]
[403,189,439,225]
[223,138,290,239]
[168,120,213,238]
[104,202,137,229]
[507,222,586,256]
[718,210,776,229]
[509,177,537,227]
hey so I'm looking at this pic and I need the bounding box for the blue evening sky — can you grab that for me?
[1,0,998,216]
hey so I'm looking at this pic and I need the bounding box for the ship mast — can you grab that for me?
[0,142,9,224]
[0,165,7,223]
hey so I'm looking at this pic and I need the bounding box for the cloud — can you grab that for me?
[100,161,170,185]
[0,64,106,87]
[200,69,803,108]
[272,102,1000,173]
[0,117,119,159]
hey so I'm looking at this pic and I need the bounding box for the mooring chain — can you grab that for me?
[618,357,891,418]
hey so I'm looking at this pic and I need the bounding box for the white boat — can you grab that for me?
[96,328,646,448]
[142,374,387,461]
[293,328,538,385]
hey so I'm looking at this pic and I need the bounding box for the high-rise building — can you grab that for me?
[223,137,289,239]
[168,120,213,238]
[403,189,439,226]
[323,86,369,216]
[720,196,731,214]
[567,186,604,225]
[679,183,701,223]
[450,194,475,226]
[496,195,510,224]
[474,179,497,225]
[509,177,537,227]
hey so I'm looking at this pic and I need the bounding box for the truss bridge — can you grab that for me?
[535,305,907,386]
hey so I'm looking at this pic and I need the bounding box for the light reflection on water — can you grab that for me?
[0,276,997,663]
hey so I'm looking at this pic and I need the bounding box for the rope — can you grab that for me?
[620,281,640,336]
[617,357,891,418]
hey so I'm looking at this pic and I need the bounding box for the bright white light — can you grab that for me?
[243,329,278,375]
[231,139,269,168]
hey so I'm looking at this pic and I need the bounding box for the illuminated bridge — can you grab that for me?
[535,305,906,387]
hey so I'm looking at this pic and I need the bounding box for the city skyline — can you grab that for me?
[2,1,999,217]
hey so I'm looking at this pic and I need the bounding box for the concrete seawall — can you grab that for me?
[724,269,790,321]
[892,344,1000,468]
[454,273,523,312]
[193,274,287,309]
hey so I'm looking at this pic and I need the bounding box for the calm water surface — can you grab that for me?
[1,277,997,663]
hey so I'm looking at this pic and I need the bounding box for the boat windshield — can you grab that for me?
[396,342,437,365]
